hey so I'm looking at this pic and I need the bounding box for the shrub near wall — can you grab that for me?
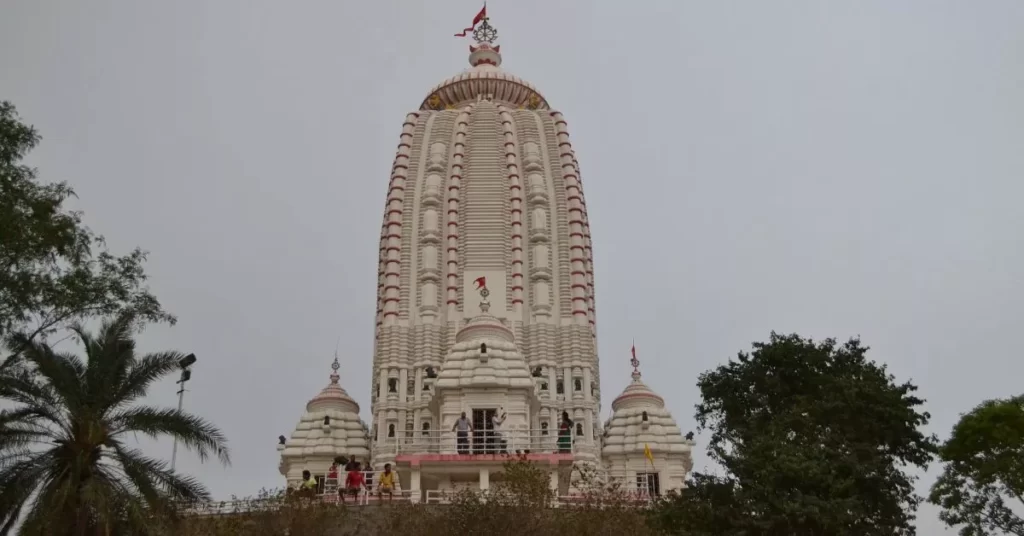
[176,461,657,536]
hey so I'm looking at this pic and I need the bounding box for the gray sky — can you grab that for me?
[3,1,1022,531]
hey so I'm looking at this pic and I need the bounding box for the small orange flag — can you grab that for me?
[644,443,654,464]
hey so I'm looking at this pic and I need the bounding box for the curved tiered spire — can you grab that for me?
[603,344,688,456]
[279,355,369,469]
[421,14,549,111]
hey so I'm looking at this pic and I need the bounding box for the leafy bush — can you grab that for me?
[173,460,657,536]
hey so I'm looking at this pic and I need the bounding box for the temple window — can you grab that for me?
[540,381,548,391]
[574,378,582,391]
[422,422,431,435]
[556,380,564,394]
[388,378,398,393]
[575,423,584,436]
[642,411,649,422]
[387,424,395,438]
[540,422,549,435]
[407,379,414,396]
[637,472,661,497]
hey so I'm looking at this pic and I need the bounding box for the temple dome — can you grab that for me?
[434,292,533,389]
[420,42,550,111]
[602,370,691,457]
[280,357,369,462]
[454,292,515,344]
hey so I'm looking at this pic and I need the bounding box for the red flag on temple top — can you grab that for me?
[473,276,487,290]
[631,341,636,360]
[455,5,487,37]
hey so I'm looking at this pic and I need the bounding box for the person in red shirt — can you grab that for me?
[341,461,365,504]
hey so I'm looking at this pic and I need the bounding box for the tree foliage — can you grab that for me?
[0,101,173,355]
[652,332,938,535]
[0,313,229,535]
[929,395,1024,536]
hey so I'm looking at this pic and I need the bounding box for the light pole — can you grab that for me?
[170,353,197,472]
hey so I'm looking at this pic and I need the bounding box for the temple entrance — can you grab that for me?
[471,409,496,454]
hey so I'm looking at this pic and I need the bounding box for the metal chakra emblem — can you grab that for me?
[473,18,498,44]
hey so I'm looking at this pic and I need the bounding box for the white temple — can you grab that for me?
[279,15,694,502]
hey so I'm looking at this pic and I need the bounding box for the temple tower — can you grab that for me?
[369,15,600,494]
[279,13,696,502]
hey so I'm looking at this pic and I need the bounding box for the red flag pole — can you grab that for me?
[455,3,488,37]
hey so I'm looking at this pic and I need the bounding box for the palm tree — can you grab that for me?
[0,313,230,535]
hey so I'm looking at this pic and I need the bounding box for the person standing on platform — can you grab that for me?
[557,411,574,453]
[491,408,507,454]
[453,412,473,454]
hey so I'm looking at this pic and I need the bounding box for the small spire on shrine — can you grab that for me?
[474,276,491,314]
[329,353,341,385]
[630,340,641,380]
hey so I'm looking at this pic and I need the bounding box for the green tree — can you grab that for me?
[0,101,173,357]
[0,313,229,535]
[929,395,1024,536]
[650,333,938,536]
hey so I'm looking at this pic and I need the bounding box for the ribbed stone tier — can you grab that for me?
[603,372,687,456]
[420,42,550,111]
[435,300,533,389]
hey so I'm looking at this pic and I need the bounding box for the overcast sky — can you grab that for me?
[3,1,1023,531]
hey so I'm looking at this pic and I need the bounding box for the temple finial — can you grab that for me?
[454,5,496,44]
[473,16,498,45]
[630,339,641,380]
[329,354,340,384]
[474,276,491,313]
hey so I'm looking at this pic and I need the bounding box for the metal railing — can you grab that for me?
[374,428,594,456]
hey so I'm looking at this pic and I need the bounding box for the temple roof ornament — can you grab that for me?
[472,17,498,44]
[454,278,515,344]
[420,10,549,111]
[306,354,359,414]
[630,340,642,380]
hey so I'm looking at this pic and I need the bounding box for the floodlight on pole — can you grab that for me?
[170,353,197,473]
